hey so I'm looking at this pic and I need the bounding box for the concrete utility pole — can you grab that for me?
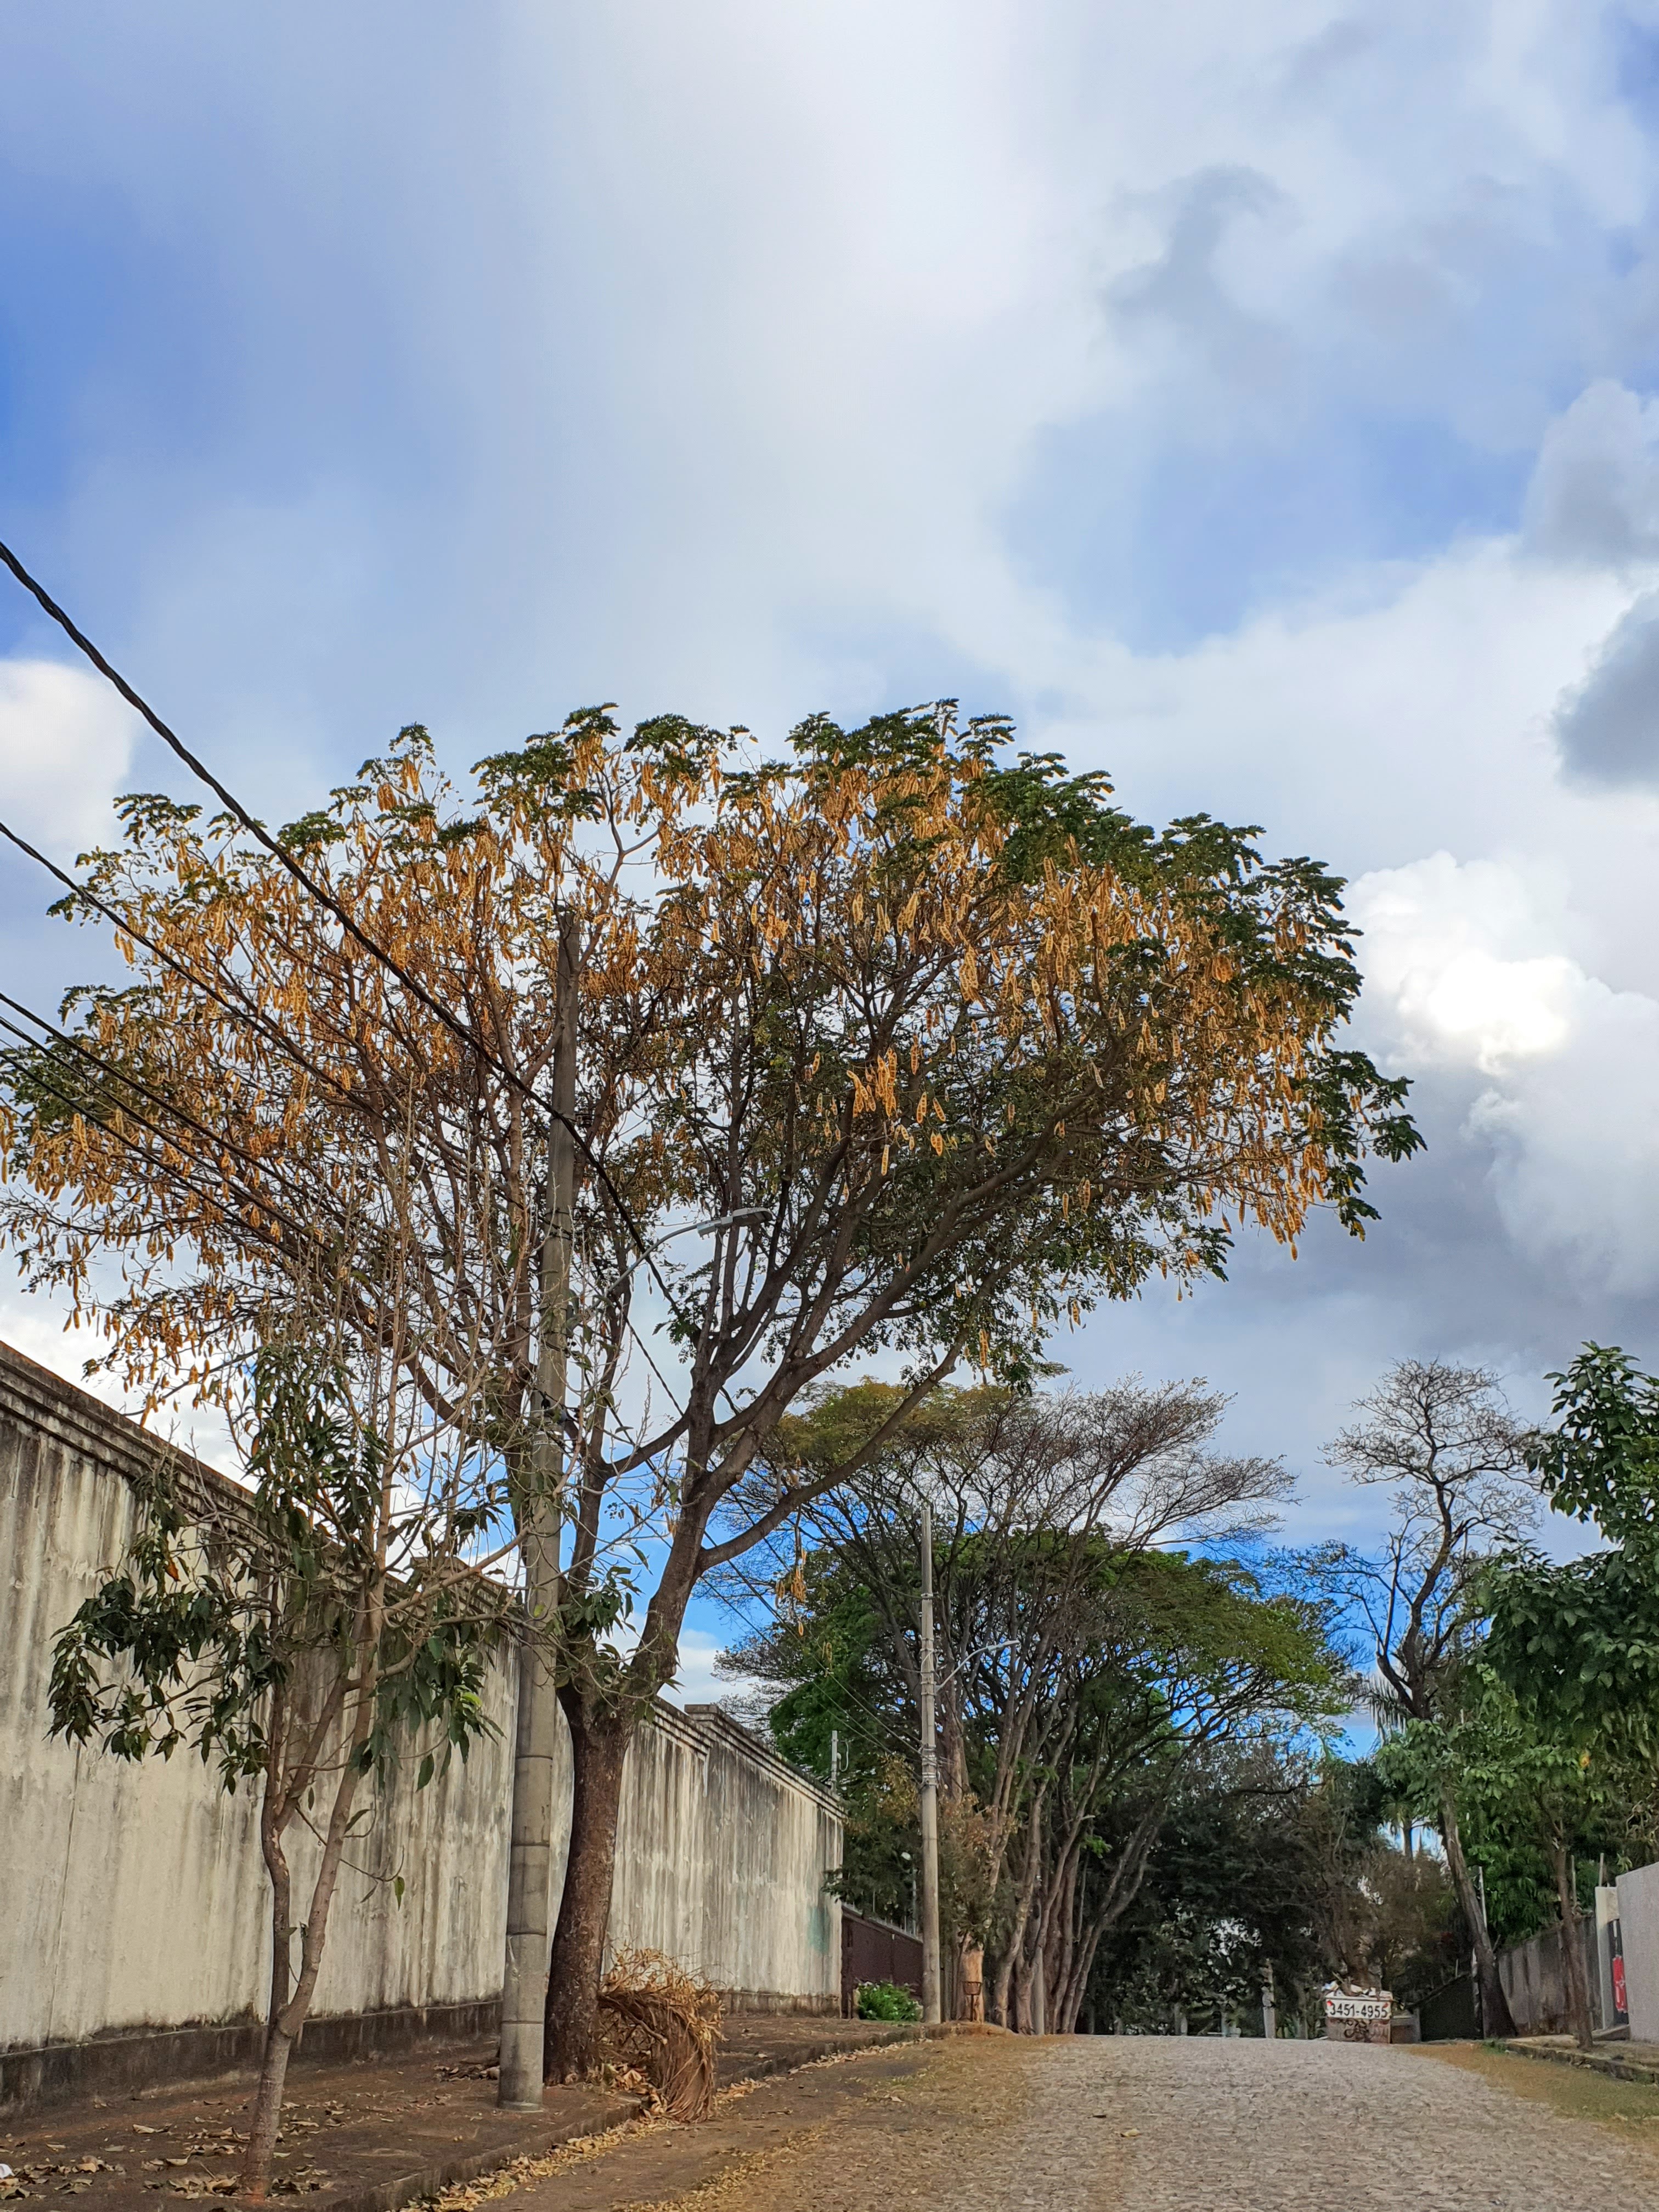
[499,917,578,2110]
[918,1500,943,2025]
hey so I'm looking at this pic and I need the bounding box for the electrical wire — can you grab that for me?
[0,535,727,1366]
[0,988,343,1232]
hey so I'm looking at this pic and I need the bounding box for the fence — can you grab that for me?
[1419,1974,1479,2042]
[840,1910,923,2016]
[0,1340,842,2109]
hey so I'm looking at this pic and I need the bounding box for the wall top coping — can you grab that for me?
[678,1702,842,1819]
[0,1337,236,1506]
[0,1339,842,1826]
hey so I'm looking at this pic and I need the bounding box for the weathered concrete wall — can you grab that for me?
[1617,1860,1659,2044]
[0,1342,839,2102]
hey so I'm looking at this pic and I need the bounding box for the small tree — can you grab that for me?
[1481,1344,1659,2046]
[1375,1676,1638,2051]
[1321,1359,1534,2034]
[46,1340,506,2199]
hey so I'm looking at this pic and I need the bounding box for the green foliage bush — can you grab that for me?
[855,1978,922,2022]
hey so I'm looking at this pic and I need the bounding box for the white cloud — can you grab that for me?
[656,1629,733,1711]
[1352,853,1659,1296]
[0,659,138,854]
[9,0,1659,1539]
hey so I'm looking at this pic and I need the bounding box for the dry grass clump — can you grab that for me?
[597,1948,723,2121]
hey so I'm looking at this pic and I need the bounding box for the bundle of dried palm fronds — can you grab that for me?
[597,1948,722,2121]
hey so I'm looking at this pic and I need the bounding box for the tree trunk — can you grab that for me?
[241,2023,297,2200]
[991,1798,1043,2030]
[241,1746,366,2198]
[1550,1838,1595,2052]
[1439,1787,1515,2038]
[544,1697,630,2081]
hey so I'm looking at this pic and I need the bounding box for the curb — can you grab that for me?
[286,2094,643,2212]
[715,2018,1007,2089]
[298,2024,998,2212]
[1500,2038,1659,2087]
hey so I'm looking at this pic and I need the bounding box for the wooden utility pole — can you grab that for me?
[499,917,578,2109]
[918,1499,942,2025]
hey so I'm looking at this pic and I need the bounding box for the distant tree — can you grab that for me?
[1375,1675,1644,2051]
[1320,1359,1534,2034]
[724,1378,1291,2000]
[1476,1344,1659,2048]
[724,1383,1347,2032]
[1086,1753,1455,2035]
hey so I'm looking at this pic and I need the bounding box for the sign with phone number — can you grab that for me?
[1324,1993,1391,2021]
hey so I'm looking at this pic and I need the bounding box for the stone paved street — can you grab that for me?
[560,2033,1659,2211]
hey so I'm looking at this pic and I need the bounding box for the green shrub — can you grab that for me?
[856,1978,922,2022]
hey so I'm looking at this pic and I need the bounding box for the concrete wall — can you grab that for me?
[0,1342,839,2104]
[1617,1861,1659,2045]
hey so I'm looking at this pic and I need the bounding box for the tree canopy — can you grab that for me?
[2,698,1420,2069]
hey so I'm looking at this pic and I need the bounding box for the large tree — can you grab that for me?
[2,702,1419,2075]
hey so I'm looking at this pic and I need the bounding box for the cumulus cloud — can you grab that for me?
[1551,591,1659,789]
[1352,853,1659,1297]
[0,659,138,853]
[9,0,1659,1536]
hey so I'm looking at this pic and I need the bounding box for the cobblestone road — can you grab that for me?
[631,2034,1659,2211]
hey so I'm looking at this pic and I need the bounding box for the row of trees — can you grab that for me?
[1,689,1419,2188]
[723,1356,1659,2044]
[718,1380,1353,2033]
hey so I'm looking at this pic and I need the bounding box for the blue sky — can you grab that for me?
[8,3,1659,1692]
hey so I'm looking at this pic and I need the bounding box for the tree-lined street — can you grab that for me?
[449,2036,1659,2212]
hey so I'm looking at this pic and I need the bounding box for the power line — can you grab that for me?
[0,988,343,1229]
[0,1014,319,1260]
[0,815,355,1109]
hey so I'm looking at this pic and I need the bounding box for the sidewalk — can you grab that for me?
[1503,2034,1659,2086]
[0,2019,920,2212]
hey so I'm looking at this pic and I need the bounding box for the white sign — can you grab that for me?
[1323,1991,1391,2022]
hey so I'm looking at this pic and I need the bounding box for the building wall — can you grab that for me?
[1617,1860,1659,2045]
[0,1342,839,2100]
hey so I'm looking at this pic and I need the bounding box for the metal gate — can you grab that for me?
[840,1908,924,2017]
